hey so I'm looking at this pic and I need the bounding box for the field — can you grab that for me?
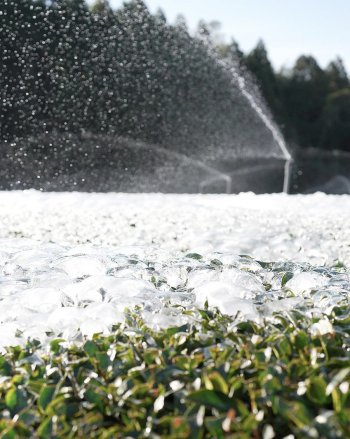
[0,191,349,437]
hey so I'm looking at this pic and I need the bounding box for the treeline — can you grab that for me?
[218,38,350,152]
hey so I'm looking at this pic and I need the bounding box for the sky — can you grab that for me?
[106,0,350,73]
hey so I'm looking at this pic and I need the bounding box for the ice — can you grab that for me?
[0,192,349,348]
[10,288,63,313]
[62,275,156,305]
[191,268,264,307]
[62,275,117,304]
[54,255,107,278]
[83,303,124,327]
[0,323,23,352]
[219,298,258,320]
[143,307,195,330]
[220,268,264,294]
[194,281,243,305]
[1,263,26,278]
[263,297,301,314]
[310,319,334,336]
[311,289,347,314]
[32,272,71,289]
[285,272,329,295]
[194,280,259,319]
[80,320,110,338]
[187,269,217,289]
[11,249,57,272]
[159,266,188,289]
[48,307,87,336]
[104,278,156,300]
[0,278,29,297]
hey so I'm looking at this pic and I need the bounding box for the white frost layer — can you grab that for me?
[0,191,349,349]
[0,191,349,265]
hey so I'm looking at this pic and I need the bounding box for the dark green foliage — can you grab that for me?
[0,307,350,437]
[321,88,350,151]
[281,56,329,149]
[326,57,349,94]
[244,40,286,127]
[241,41,350,151]
[214,27,349,152]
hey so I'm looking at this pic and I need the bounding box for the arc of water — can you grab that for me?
[218,58,292,193]
[121,139,232,194]
[199,174,232,193]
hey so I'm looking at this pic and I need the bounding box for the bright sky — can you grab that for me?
[106,0,350,73]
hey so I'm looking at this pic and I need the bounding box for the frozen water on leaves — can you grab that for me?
[190,267,264,309]
[285,272,329,296]
[53,255,107,278]
[0,192,349,349]
[0,193,349,350]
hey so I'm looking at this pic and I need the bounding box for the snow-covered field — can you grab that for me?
[0,190,349,349]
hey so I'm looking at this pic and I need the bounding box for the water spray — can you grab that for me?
[218,59,292,193]
[122,140,233,194]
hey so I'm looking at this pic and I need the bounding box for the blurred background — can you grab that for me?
[1,0,349,194]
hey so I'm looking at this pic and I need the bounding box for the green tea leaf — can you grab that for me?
[282,272,293,286]
[188,390,233,411]
[38,385,56,411]
[186,253,202,260]
[307,377,327,404]
[50,338,65,354]
[84,340,99,357]
[5,388,17,410]
[38,418,53,438]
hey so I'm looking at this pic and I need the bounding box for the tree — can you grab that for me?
[155,8,166,25]
[195,20,225,46]
[321,88,350,151]
[226,39,244,61]
[244,40,285,125]
[90,0,113,17]
[282,56,328,148]
[325,57,349,93]
[174,14,188,32]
